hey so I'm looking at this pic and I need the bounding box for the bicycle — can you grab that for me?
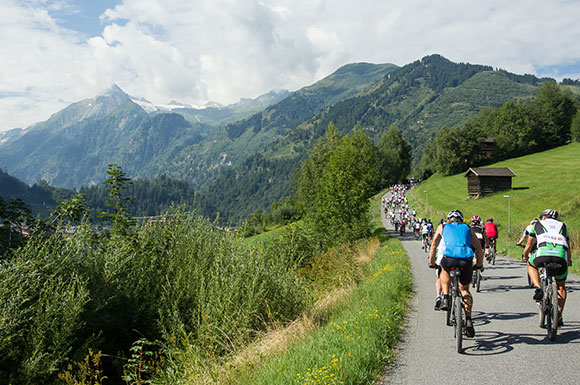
[446,266,466,353]
[487,239,496,265]
[537,263,561,341]
[472,264,483,292]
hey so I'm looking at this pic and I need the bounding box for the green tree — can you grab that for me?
[433,124,484,176]
[571,110,580,142]
[50,193,89,226]
[301,129,379,246]
[99,164,135,234]
[377,126,412,186]
[529,82,576,149]
[295,122,341,215]
[484,101,538,159]
[0,197,34,252]
[412,143,436,180]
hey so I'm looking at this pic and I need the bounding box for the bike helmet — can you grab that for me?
[471,215,481,224]
[447,210,464,221]
[486,218,493,222]
[541,209,558,219]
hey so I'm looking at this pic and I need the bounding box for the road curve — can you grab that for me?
[378,200,580,385]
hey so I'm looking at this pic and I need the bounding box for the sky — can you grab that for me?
[1,0,580,132]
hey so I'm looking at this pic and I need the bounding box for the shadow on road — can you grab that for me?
[463,326,580,356]
[455,312,580,356]
[472,310,536,326]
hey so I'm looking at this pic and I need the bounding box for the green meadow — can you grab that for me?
[408,142,580,273]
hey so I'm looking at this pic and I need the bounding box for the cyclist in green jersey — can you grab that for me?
[523,209,571,326]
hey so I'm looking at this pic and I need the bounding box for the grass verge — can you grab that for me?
[228,192,412,385]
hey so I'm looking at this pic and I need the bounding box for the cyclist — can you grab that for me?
[523,209,570,326]
[427,219,434,241]
[421,220,430,250]
[517,219,538,247]
[471,215,489,257]
[413,220,421,238]
[429,210,484,337]
[484,218,498,261]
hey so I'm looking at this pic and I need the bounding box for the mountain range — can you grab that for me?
[1,54,567,222]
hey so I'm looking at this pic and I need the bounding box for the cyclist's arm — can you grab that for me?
[471,229,484,266]
[428,225,443,266]
[523,235,536,261]
[516,231,527,246]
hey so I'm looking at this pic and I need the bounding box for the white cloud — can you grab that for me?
[1,0,580,131]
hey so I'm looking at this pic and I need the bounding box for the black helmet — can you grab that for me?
[541,209,558,219]
[447,210,464,221]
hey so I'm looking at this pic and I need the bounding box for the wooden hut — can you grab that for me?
[464,167,516,198]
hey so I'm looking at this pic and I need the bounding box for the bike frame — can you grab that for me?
[448,267,465,353]
[539,263,561,341]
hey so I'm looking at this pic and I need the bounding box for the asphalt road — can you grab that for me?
[378,202,580,385]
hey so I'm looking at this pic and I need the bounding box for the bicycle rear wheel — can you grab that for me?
[446,306,452,326]
[455,296,464,353]
[549,282,558,341]
[475,270,481,293]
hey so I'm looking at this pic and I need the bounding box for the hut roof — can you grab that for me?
[463,167,517,177]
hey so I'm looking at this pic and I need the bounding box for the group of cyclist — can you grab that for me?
[383,187,572,339]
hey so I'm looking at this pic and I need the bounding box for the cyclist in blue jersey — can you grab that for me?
[429,210,484,337]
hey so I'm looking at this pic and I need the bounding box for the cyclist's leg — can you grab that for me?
[527,253,541,288]
[552,258,568,315]
[439,258,453,296]
[556,279,567,316]
[459,284,473,317]
[457,259,474,316]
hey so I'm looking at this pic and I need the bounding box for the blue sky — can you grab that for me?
[51,1,121,37]
[1,0,580,131]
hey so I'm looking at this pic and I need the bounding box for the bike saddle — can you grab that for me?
[450,268,462,277]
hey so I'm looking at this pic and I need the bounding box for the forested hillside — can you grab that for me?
[293,55,540,158]
[2,55,577,224]
[194,55,549,222]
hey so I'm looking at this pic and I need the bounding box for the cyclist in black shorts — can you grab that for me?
[429,210,484,337]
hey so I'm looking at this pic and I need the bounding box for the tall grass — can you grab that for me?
[0,208,308,384]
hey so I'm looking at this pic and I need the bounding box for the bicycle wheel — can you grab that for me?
[455,296,464,353]
[446,305,452,326]
[475,270,481,293]
[539,282,546,328]
[549,282,559,341]
[491,247,496,265]
[545,288,553,338]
